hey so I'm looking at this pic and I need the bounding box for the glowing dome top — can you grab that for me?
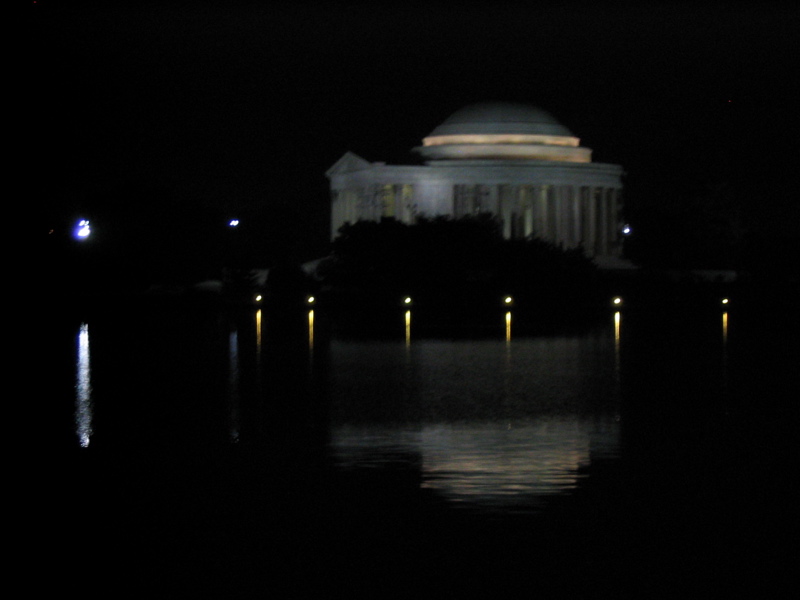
[427,102,573,137]
[416,101,592,163]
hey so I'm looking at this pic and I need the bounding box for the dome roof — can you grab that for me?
[415,101,590,163]
[427,102,574,137]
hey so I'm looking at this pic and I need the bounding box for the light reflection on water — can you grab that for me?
[75,322,93,447]
[327,330,622,512]
[67,306,744,513]
[308,308,315,351]
[56,301,798,592]
[333,418,619,513]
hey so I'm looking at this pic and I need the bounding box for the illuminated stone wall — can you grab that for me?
[328,157,623,258]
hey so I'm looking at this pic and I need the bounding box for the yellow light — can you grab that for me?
[404,297,412,304]
[422,134,580,147]
[505,311,512,342]
[307,296,315,304]
[504,296,513,304]
[405,309,411,345]
[614,311,621,376]
[255,309,262,350]
[613,297,622,306]
[721,298,729,305]
[255,294,262,302]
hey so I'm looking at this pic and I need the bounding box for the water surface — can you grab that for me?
[38,300,797,596]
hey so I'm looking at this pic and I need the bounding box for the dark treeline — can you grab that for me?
[315,215,602,322]
[621,166,799,281]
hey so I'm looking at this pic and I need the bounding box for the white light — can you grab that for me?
[307,296,315,304]
[504,296,513,304]
[76,323,93,447]
[613,297,622,305]
[75,219,91,239]
[622,225,632,235]
[229,219,240,227]
[404,297,412,304]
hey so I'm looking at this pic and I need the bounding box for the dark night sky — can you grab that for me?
[27,1,799,255]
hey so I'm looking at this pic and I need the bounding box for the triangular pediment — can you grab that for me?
[325,151,373,177]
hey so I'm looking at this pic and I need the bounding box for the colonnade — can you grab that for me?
[331,181,623,258]
[496,184,622,257]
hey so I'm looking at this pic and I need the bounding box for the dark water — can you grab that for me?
[36,298,797,597]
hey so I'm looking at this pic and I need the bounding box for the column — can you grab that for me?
[598,187,608,256]
[538,186,549,240]
[486,183,500,216]
[511,185,523,239]
[586,187,596,256]
[610,188,621,255]
[500,185,513,239]
[554,186,565,247]
[548,186,558,244]
[521,186,533,238]
[571,186,581,248]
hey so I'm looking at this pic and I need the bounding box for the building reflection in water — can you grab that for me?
[418,419,618,510]
[328,318,622,513]
[75,323,93,448]
[332,418,619,513]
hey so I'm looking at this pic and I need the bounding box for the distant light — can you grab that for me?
[404,297,412,304]
[612,297,622,306]
[307,296,315,304]
[229,219,240,227]
[622,225,632,235]
[255,294,262,303]
[504,296,513,304]
[721,298,729,305]
[74,219,91,239]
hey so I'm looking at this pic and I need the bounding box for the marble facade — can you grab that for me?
[327,102,625,261]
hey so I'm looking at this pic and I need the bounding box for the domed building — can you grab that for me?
[327,102,625,262]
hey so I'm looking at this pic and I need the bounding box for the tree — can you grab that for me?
[319,215,597,310]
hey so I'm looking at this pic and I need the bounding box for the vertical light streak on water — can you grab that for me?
[613,311,621,382]
[405,310,412,346]
[721,311,729,399]
[255,308,262,359]
[722,311,728,344]
[308,309,315,352]
[308,308,316,373]
[255,308,264,391]
[228,328,240,443]
[75,323,93,448]
[503,315,514,424]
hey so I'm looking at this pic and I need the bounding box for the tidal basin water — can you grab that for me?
[40,298,797,596]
